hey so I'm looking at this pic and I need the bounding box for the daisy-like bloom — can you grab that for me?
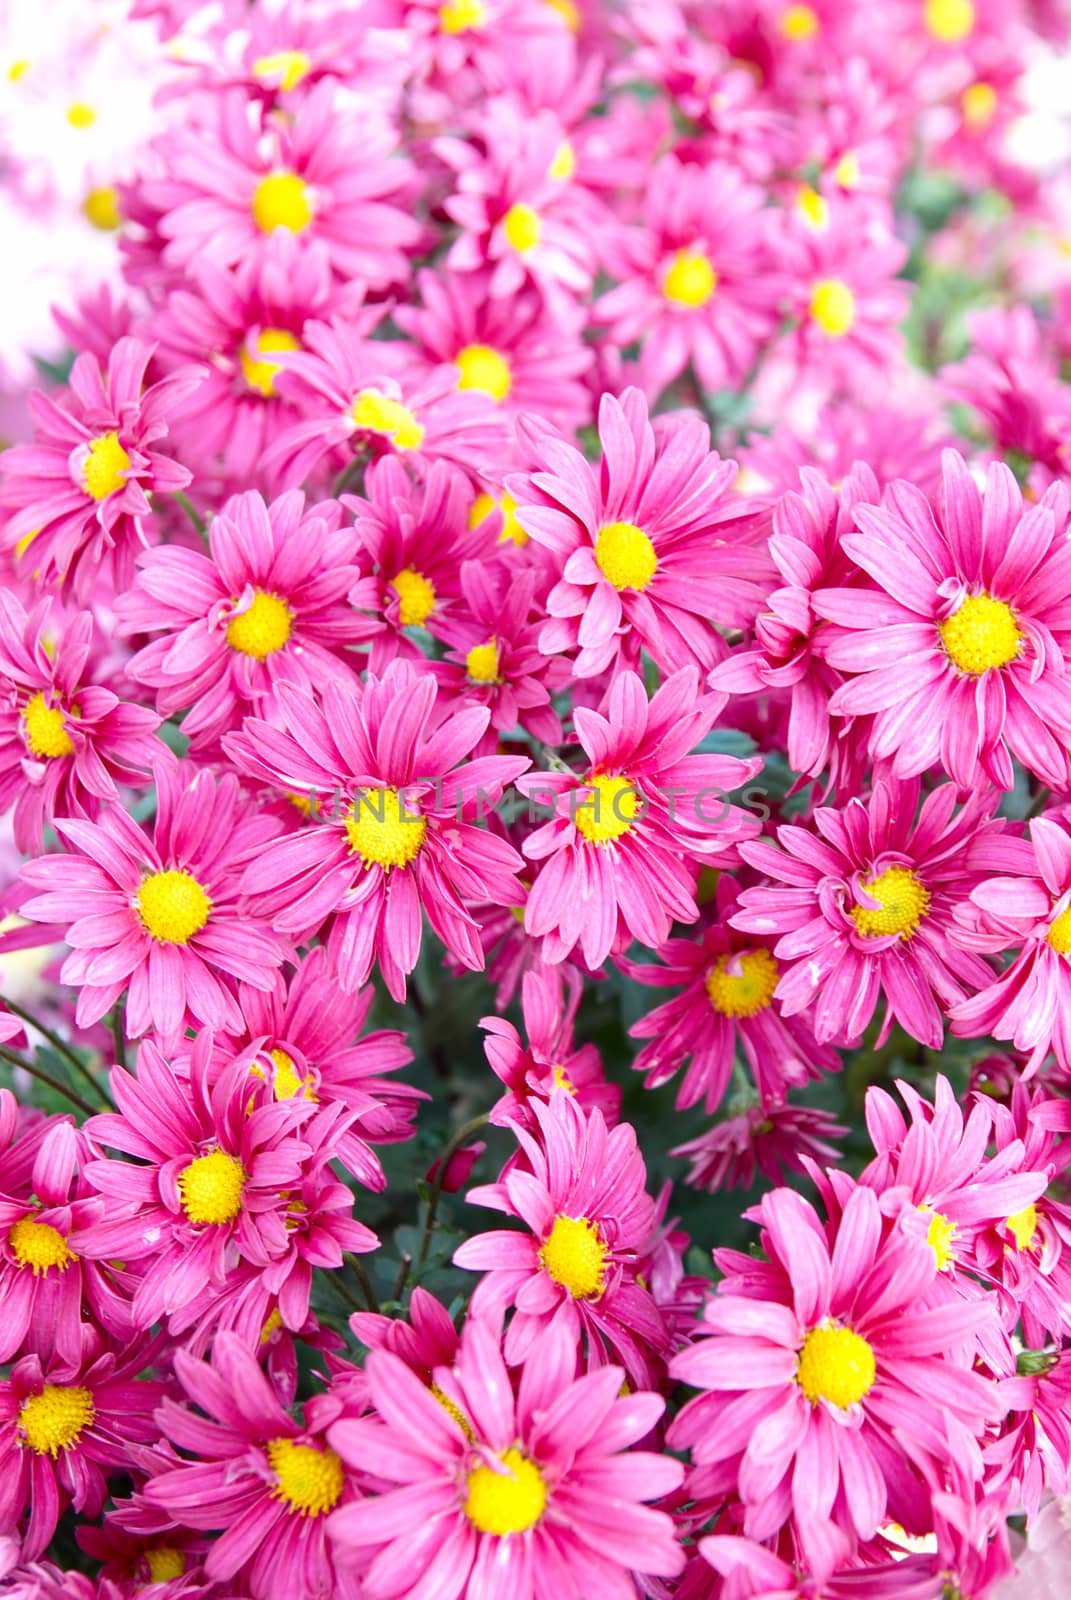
[400,0,572,115]
[0,593,160,854]
[346,458,496,671]
[709,465,880,784]
[395,267,595,432]
[732,777,1001,1048]
[510,387,769,677]
[18,761,289,1045]
[145,1333,358,1600]
[432,560,566,754]
[151,233,365,489]
[622,879,840,1114]
[482,966,620,1130]
[435,98,599,309]
[672,1099,848,1194]
[950,815,1071,1074]
[596,154,781,399]
[980,1084,1071,1343]
[116,488,362,751]
[224,662,530,1001]
[454,1093,669,1384]
[669,1183,1004,1578]
[517,667,761,969]
[0,1337,165,1560]
[0,1117,131,1365]
[0,337,202,598]
[327,1309,685,1598]
[72,1032,312,1330]
[143,82,422,287]
[346,1285,461,1390]
[264,316,506,491]
[817,452,1071,790]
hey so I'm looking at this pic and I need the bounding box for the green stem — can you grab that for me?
[173,491,208,547]
[323,1265,363,1315]
[0,996,110,1107]
[346,1253,380,1315]
[110,1002,127,1074]
[1026,786,1052,822]
[331,456,365,500]
[392,1252,413,1302]
[0,1045,99,1118]
[416,1113,490,1270]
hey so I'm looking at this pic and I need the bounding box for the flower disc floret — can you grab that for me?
[573,774,642,845]
[594,521,657,592]
[539,1214,607,1299]
[267,1438,345,1516]
[810,279,856,336]
[82,431,131,500]
[345,787,427,870]
[663,249,717,308]
[464,1448,547,1535]
[178,1150,246,1225]
[391,568,437,628]
[796,1323,876,1408]
[705,949,779,1017]
[466,639,501,683]
[351,390,425,451]
[145,1551,186,1582]
[850,866,930,940]
[925,0,975,41]
[226,590,293,659]
[23,692,73,759]
[136,869,212,944]
[241,328,302,398]
[455,344,512,401]
[502,204,541,253]
[20,1385,95,1456]
[939,593,1022,675]
[1048,907,1071,953]
[9,1217,75,1276]
[252,172,313,234]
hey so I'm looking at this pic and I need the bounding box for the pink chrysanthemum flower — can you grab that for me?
[0,337,201,598]
[143,83,422,287]
[72,1033,312,1330]
[951,816,1071,1073]
[454,1093,669,1384]
[145,1333,358,1600]
[0,593,160,854]
[482,966,620,1130]
[327,1310,684,1597]
[669,1184,1004,1577]
[19,761,289,1044]
[818,452,1071,790]
[672,1099,848,1194]
[510,387,768,676]
[597,154,780,399]
[346,458,495,671]
[395,267,595,432]
[432,560,566,754]
[264,316,506,490]
[740,397,954,499]
[224,662,529,1000]
[709,464,880,783]
[517,667,761,969]
[0,1337,165,1561]
[622,878,840,1114]
[117,488,361,751]
[733,778,1000,1048]
[152,234,364,489]
[0,1117,131,1366]
[345,1285,461,1391]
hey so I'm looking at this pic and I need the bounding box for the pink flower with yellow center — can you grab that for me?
[482,965,620,1131]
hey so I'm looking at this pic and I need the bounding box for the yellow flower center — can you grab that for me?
[145,1549,186,1583]
[352,389,425,451]
[833,150,860,188]
[920,1207,957,1270]
[261,1307,284,1344]
[548,139,576,181]
[83,185,121,231]
[539,1214,607,1299]
[797,1323,876,1408]
[240,327,301,398]
[440,0,487,30]
[8,60,31,83]
[810,279,856,337]
[136,869,212,944]
[551,1064,576,1094]
[345,787,427,870]
[1048,907,1071,954]
[924,0,975,41]
[1006,1203,1038,1252]
[939,593,1022,675]
[82,431,131,501]
[431,1384,474,1438]
[23,692,73,759]
[796,185,829,230]
[850,866,930,941]
[545,0,580,24]
[663,248,717,308]
[9,1217,75,1276]
[226,589,293,659]
[178,1150,246,1225]
[267,1047,316,1102]
[469,490,528,546]
[466,638,502,683]
[66,101,96,128]
[391,568,437,628]
[20,1385,95,1456]
[252,172,313,234]
[594,520,657,591]
[962,81,998,128]
[781,3,819,38]
[265,1438,344,1517]
[705,948,779,1017]
[573,774,641,845]
[455,343,513,402]
[465,1448,547,1535]
[251,50,312,90]
[502,203,541,253]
